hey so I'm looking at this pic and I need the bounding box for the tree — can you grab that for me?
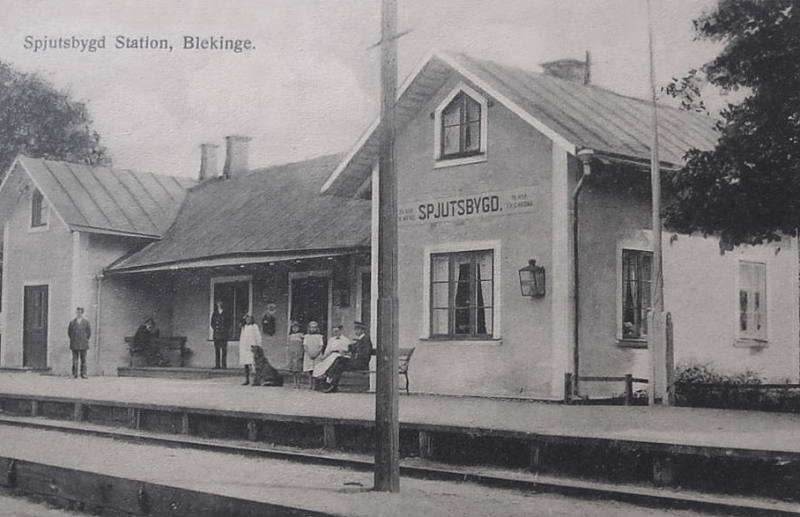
[0,60,109,182]
[664,0,800,249]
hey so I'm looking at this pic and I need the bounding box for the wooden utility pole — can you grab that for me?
[646,0,668,405]
[375,0,400,492]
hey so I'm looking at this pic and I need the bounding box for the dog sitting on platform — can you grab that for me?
[251,345,283,387]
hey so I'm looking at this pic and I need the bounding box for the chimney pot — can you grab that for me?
[223,135,251,179]
[199,143,219,181]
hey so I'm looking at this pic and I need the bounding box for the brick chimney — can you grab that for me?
[222,135,251,179]
[541,51,592,85]
[199,143,219,181]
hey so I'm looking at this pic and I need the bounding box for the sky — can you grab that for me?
[0,0,723,178]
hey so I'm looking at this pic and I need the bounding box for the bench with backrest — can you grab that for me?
[340,347,415,394]
[124,336,188,367]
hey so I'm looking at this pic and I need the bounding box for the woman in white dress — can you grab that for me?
[238,314,260,385]
[302,321,325,389]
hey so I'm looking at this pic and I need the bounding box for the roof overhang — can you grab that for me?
[104,247,370,275]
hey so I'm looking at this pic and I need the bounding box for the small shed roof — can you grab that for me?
[107,154,371,273]
[322,51,719,197]
[1,156,195,238]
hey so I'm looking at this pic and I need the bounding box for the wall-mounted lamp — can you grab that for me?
[518,260,546,298]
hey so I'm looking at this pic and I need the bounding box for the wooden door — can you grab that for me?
[23,285,48,368]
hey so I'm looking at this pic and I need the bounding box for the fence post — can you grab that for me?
[564,373,573,403]
[666,312,675,406]
[624,374,633,406]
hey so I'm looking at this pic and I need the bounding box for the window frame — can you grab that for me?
[422,240,501,342]
[737,260,767,344]
[30,188,50,231]
[430,250,494,339]
[620,248,653,342]
[209,275,253,342]
[433,83,488,169]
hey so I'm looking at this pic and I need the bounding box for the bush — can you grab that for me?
[674,362,800,412]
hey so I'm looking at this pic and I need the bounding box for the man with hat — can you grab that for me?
[349,321,372,371]
[68,307,91,379]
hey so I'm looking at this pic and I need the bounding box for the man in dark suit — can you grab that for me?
[210,301,231,369]
[68,307,91,379]
[349,321,373,371]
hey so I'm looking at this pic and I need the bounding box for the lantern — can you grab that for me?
[518,260,546,297]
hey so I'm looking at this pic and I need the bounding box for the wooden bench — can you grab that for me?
[125,336,188,367]
[342,347,415,394]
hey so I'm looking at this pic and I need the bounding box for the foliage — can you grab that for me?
[664,0,800,248]
[674,361,800,412]
[0,60,109,181]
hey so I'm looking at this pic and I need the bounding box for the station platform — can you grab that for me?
[0,372,799,512]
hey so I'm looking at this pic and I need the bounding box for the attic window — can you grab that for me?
[31,188,48,228]
[434,83,488,168]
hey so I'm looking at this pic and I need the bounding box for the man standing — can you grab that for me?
[67,307,91,379]
[210,301,231,369]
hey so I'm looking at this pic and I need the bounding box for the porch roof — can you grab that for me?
[106,154,371,274]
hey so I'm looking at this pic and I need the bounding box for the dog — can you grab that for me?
[251,345,284,387]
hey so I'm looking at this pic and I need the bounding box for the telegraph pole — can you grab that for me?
[375,0,400,492]
[646,0,667,405]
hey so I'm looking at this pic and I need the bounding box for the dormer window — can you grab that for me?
[434,83,488,168]
[31,188,48,228]
[442,93,481,157]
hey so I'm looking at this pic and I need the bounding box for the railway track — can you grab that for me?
[0,414,796,517]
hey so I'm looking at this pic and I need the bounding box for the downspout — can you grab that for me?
[94,273,103,371]
[572,149,594,398]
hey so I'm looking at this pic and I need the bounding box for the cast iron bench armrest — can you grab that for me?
[350,347,415,394]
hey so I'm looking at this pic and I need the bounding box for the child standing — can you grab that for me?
[302,321,325,390]
[287,321,305,388]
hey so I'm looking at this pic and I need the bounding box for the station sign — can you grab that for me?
[397,187,536,225]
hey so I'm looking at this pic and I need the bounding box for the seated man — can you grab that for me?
[348,321,372,371]
[312,325,351,393]
[132,318,165,367]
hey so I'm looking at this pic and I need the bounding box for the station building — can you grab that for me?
[0,51,797,399]
[321,51,800,399]
[0,141,371,375]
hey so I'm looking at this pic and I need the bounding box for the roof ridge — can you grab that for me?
[446,51,713,120]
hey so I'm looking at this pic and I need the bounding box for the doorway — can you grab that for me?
[23,285,48,368]
[290,273,330,335]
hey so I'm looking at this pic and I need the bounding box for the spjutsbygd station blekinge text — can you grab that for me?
[23,35,255,53]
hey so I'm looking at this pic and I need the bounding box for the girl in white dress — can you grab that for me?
[238,314,260,385]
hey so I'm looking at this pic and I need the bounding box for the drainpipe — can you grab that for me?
[572,148,594,398]
[94,274,103,371]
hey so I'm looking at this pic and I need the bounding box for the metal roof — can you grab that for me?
[321,51,719,197]
[5,156,195,238]
[107,154,371,273]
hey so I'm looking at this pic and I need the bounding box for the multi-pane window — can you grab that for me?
[739,261,766,340]
[213,280,250,340]
[31,188,48,228]
[431,250,493,338]
[621,249,652,339]
[441,92,481,158]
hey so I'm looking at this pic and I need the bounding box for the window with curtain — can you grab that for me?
[440,92,482,159]
[739,261,766,341]
[621,249,652,340]
[31,188,48,228]
[431,250,493,338]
